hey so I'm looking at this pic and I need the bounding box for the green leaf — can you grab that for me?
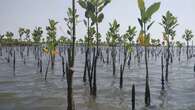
[147,21,155,30]
[138,18,143,29]
[98,13,104,23]
[85,10,92,18]
[67,30,71,35]
[137,0,145,15]
[83,19,87,26]
[91,21,95,26]
[87,1,95,13]
[145,2,160,21]
[78,0,87,9]
[90,13,97,23]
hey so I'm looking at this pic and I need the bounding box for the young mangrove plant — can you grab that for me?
[182,29,194,60]
[5,31,14,45]
[160,11,178,81]
[32,27,43,44]
[176,41,183,62]
[18,28,25,41]
[78,0,95,83]
[79,0,111,97]
[44,19,58,80]
[106,19,120,76]
[120,26,136,89]
[64,0,78,109]
[32,27,43,72]
[137,0,160,106]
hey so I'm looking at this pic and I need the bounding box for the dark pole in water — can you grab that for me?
[132,84,135,110]
[40,58,42,73]
[194,64,195,72]
[61,56,65,78]
[13,50,16,75]
[119,64,123,89]
[161,55,164,90]
[45,57,50,80]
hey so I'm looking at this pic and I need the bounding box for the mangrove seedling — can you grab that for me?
[45,19,58,76]
[137,0,160,106]
[120,26,136,89]
[106,19,120,76]
[160,11,178,81]
[182,29,194,60]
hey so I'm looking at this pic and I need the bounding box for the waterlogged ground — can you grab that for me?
[1,47,195,110]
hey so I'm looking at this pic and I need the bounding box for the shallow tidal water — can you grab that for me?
[0,47,195,110]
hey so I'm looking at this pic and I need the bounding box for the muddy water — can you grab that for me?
[0,47,195,110]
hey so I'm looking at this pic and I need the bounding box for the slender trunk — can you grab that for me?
[13,50,16,76]
[144,46,150,106]
[161,55,164,90]
[120,48,127,89]
[144,24,150,106]
[62,56,65,78]
[165,41,170,81]
[45,57,50,80]
[187,41,189,60]
[83,18,90,82]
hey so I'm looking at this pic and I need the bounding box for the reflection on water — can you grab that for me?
[0,47,195,110]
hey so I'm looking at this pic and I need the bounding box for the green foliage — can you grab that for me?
[123,26,136,53]
[176,41,183,48]
[106,20,120,47]
[137,0,160,47]
[46,19,58,55]
[5,31,14,41]
[151,38,160,46]
[24,29,30,42]
[58,36,67,44]
[84,27,96,46]
[182,29,194,41]
[65,7,79,38]
[137,0,160,24]
[32,27,43,43]
[160,11,178,41]
[79,0,111,26]
[18,28,25,40]
[0,34,4,40]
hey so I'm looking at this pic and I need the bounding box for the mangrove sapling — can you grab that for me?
[106,20,120,76]
[151,38,160,60]
[160,11,178,81]
[176,41,182,62]
[46,19,58,70]
[64,0,79,108]
[120,26,136,89]
[81,0,111,97]
[43,19,58,80]
[32,27,43,68]
[32,27,43,45]
[137,0,160,106]
[78,0,97,81]
[24,29,31,56]
[18,28,25,41]
[182,29,194,60]
[83,29,95,83]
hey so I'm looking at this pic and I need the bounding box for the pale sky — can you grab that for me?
[0,0,195,43]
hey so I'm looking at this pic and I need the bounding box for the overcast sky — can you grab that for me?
[0,0,195,42]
